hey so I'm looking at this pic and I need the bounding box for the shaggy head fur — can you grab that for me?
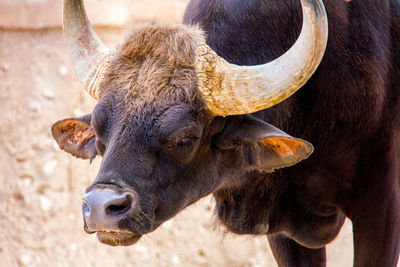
[100,24,208,114]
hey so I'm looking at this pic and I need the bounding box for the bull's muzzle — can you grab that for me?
[82,185,138,233]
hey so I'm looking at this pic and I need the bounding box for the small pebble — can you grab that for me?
[29,101,41,112]
[163,220,173,229]
[43,160,57,175]
[70,243,78,251]
[58,65,68,77]
[19,254,31,265]
[40,196,52,212]
[172,255,180,265]
[19,178,32,188]
[73,109,84,117]
[0,63,9,72]
[42,89,55,100]
[133,244,147,253]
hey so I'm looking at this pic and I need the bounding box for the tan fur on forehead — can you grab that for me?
[121,23,205,66]
[100,23,207,114]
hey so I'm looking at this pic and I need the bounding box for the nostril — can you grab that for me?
[83,202,90,217]
[105,194,134,216]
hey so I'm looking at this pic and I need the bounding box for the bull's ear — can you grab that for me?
[213,115,313,171]
[51,114,98,160]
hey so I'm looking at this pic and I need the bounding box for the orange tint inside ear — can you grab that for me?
[261,136,313,162]
[53,120,94,145]
[52,119,96,159]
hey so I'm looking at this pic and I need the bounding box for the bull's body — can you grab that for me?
[183,0,400,265]
[53,0,400,266]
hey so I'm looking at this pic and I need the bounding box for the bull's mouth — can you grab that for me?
[85,226,142,246]
[96,231,142,246]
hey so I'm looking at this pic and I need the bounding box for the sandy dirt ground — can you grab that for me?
[0,0,361,266]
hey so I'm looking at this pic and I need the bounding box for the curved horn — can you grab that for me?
[197,0,328,116]
[63,0,112,99]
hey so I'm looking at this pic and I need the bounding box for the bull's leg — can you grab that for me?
[350,185,400,267]
[349,140,400,267]
[267,234,326,267]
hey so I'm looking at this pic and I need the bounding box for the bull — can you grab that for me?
[52,0,400,266]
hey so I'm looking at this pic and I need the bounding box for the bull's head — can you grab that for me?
[52,0,328,246]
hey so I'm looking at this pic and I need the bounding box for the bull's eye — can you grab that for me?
[170,136,199,148]
[179,136,198,146]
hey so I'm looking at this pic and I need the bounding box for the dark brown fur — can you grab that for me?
[184,0,400,266]
[52,0,400,266]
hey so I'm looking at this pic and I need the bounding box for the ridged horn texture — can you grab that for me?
[63,0,112,99]
[196,0,328,116]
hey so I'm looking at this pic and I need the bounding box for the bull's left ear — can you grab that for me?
[51,114,98,160]
[213,115,313,171]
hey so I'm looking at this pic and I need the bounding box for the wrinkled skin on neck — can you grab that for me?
[213,167,346,248]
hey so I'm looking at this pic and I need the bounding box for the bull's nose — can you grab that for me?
[83,187,137,232]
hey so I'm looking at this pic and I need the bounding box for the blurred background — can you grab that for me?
[0,0,354,266]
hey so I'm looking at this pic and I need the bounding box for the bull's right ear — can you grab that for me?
[51,114,98,160]
[213,115,314,172]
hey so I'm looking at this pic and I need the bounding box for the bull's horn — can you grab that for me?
[63,0,112,99]
[197,0,328,116]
